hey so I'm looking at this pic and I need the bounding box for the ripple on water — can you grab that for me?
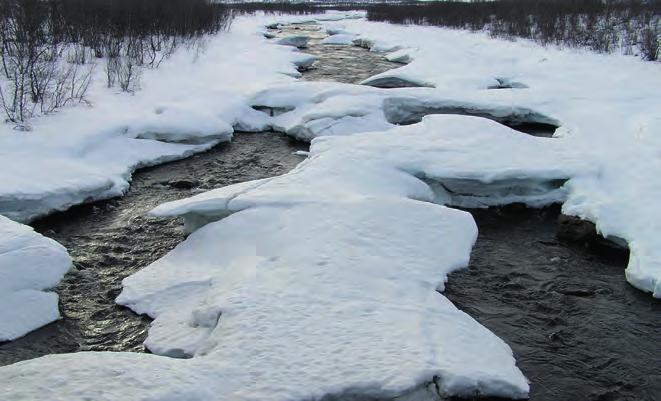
[445,205,661,401]
[272,24,399,84]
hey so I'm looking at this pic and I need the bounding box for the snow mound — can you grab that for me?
[0,215,72,341]
[321,33,356,45]
[125,106,234,144]
[291,53,317,70]
[276,35,309,48]
[386,48,415,64]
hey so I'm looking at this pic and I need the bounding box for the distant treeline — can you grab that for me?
[0,0,231,124]
[230,0,660,61]
[366,0,660,61]
[2,0,658,125]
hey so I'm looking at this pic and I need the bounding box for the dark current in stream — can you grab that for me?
[1,23,659,401]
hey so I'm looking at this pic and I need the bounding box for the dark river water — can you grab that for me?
[446,206,661,401]
[1,23,659,401]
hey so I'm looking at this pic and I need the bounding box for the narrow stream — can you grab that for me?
[275,23,398,84]
[1,22,659,401]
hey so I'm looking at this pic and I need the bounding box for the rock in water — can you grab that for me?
[557,214,597,243]
[276,35,309,49]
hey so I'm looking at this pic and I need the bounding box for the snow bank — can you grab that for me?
[0,16,304,223]
[0,215,71,341]
[334,19,661,297]
[321,33,356,45]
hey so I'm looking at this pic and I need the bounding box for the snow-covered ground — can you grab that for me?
[0,16,315,224]
[1,10,660,401]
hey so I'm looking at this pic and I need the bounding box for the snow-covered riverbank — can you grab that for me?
[0,16,314,224]
[248,16,661,298]
[1,10,660,401]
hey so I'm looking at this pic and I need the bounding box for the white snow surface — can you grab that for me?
[242,17,661,298]
[2,9,661,401]
[2,198,529,400]
[0,215,71,341]
[321,33,357,45]
[0,16,308,223]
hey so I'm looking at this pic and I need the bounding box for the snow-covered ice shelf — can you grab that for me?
[0,215,71,341]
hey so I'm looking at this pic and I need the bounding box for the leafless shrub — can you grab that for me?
[0,0,233,125]
[640,23,660,60]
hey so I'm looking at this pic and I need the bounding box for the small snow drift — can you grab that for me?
[0,215,71,341]
[292,53,317,70]
[125,108,234,144]
[276,35,309,48]
[383,97,560,137]
[386,48,414,64]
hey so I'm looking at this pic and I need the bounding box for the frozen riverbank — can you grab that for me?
[1,10,660,401]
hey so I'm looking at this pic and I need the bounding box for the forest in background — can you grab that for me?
[231,0,660,61]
